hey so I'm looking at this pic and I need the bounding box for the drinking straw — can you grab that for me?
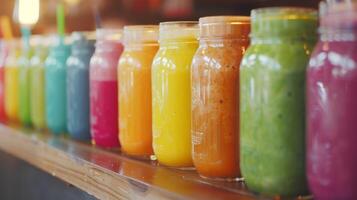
[56,3,65,44]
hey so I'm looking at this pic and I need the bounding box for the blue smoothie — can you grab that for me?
[66,32,94,140]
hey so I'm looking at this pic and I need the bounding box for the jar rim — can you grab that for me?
[159,21,198,27]
[199,16,250,39]
[159,21,199,42]
[124,25,159,31]
[199,16,250,25]
[252,7,317,21]
[250,7,318,39]
[96,28,122,42]
[72,31,96,41]
[319,1,357,30]
[123,25,159,45]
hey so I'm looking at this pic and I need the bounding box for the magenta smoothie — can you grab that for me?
[90,29,123,148]
[307,2,357,199]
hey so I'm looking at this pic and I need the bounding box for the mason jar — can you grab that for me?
[0,40,7,122]
[45,36,71,134]
[152,21,198,168]
[118,25,159,157]
[18,37,34,126]
[90,29,123,148]
[30,35,50,130]
[307,1,357,199]
[240,7,318,196]
[67,32,95,140]
[191,16,250,180]
[4,39,21,123]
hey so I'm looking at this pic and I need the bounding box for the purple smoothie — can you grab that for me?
[307,1,357,199]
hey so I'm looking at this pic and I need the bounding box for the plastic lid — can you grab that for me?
[71,31,95,50]
[52,34,72,47]
[72,31,95,42]
[6,38,21,49]
[320,0,357,30]
[123,25,159,45]
[159,21,198,43]
[29,35,44,47]
[251,7,318,38]
[199,16,250,39]
[96,28,122,42]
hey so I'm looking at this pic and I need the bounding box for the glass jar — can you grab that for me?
[307,1,357,199]
[67,32,95,140]
[4,39,21,123]
[45,36,71,134]
[90,29,123,148]
[240,8,318,196]
[18,37,34,126]
[0,40,8,122]
[191,16,250,180]
[30,35,50,130]
[152,21,198,167]
[118,25,159,157]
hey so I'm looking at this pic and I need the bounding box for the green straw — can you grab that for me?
[56,3,65,43]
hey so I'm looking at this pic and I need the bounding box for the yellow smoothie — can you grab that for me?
[4,40,20,122]
[5,66,20,122]
[152,22,198,167]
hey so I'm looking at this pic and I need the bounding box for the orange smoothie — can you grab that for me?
[118,26,159,157]
[191,16,250,179]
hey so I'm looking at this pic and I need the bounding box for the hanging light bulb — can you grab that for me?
[17,0,40,26]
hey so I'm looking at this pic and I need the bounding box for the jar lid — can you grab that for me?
[320,0,357,30]
[96,28,122,42]
[71,31,95,51]
[6,38,21,49]
[159,21,198,43]
[123,25,159,45]
[29,35,43,47]
[199,16,250,39]
[251,7,318,38]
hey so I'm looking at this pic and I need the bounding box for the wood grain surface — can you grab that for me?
[0,124,259,200]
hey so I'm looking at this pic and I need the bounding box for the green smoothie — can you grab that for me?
[240,8,317,196]
[18,44,33,126]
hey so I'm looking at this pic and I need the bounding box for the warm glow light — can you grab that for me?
[18,0,40,26]
[64,0,81,6]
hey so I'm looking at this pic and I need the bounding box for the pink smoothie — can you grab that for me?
[89,29,123,148]
[90,80,119,147]
[307,2,357,199]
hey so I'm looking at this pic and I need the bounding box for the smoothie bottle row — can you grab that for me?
[0,1,356,199]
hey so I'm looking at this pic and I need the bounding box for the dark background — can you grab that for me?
[0,0,320,37]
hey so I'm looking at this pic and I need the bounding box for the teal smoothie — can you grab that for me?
[18,43,33,126]
[240,8,318,196]
[45,37,71,134]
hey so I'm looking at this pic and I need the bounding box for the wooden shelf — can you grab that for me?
[0,124,252,199]
[0,124,307,200]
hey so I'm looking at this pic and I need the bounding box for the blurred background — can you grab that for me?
[0,0,320,37]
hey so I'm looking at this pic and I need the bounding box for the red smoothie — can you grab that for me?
[307,2,357,199]
[89,29,123,148]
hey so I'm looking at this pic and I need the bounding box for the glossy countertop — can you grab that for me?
[0,124,310,200]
